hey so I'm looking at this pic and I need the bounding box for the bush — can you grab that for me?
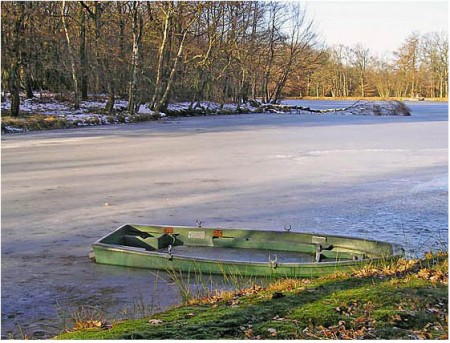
[117,115,127,123]
[131,113,157,122]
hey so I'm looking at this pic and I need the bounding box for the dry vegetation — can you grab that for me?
[57,252,448,340]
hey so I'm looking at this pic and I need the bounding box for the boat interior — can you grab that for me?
[96,224,397,264]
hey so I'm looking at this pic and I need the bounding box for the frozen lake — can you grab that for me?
[1,100,447,338]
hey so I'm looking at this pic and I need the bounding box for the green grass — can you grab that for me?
[56,253,448,340]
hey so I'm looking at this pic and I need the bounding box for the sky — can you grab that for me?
[304,0,448,57]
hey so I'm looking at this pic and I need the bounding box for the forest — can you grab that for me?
[1,1,448,118]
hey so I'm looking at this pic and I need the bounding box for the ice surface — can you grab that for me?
[1,99,447,338]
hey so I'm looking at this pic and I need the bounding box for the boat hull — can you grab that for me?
[92,224,403,277]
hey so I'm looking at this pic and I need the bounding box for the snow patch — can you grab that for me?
[137,104,154,115]
[3,126,25,133]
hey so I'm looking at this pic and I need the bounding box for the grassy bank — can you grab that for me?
[2,93,427,133]
[0,105,249,133]
[1,112,159,133]
[57,252,447,340]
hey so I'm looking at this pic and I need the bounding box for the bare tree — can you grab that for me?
[371,55,394,98]
[351,43,370,97]
[79,4,88,100]
[421,32,448,98]
[152,2,202,114]
[271,3,317,103]
[394,33,420,97]
[127,1,143,114]
[150,1,173,111]
[261,1,283,103]
[61,0,80,109]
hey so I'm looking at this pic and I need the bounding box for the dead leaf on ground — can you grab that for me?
[148,319,163,325]
[268,328,277,337]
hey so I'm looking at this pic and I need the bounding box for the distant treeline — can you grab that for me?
[1,1,448,117]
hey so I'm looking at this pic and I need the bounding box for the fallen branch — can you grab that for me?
[258,100,411,116]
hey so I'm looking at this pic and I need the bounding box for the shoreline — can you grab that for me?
[56,252,448,340]
[2,97,415,133]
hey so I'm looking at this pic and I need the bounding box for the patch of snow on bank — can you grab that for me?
[2,97,86,115]
[113,100,128,111]
[137,104,154,114]
[3,126,25,133]
[61,113,111,126]
[166,101,257,113]
[167,101,222,111]
[167,102,191,111]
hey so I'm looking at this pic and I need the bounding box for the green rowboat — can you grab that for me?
[92,224,404,277]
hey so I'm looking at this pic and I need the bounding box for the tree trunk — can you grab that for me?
[155,29,188,113]
[8,2,28,116]
[343,73,347,97]
[61,1,80,110]
[23,63,33,99]
[360,74,365,97]
[117,2,126,96]
[9,63,20,117]
[127,2,142,114]
[272,60,293,104]
[262,5,277,104]
[105,80,115,114]
[79,6,88,100]
[151,4,172,110]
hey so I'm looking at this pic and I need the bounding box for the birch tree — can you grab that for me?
[150,1,173,111]
[79,4,88,100]
[152,2,202,114]
[261,1,283,103]
[127,1,143,114]
[61,0,80,109]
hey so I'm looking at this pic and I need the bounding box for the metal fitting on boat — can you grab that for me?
[315,245,322,262]
[269,254,278,269]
